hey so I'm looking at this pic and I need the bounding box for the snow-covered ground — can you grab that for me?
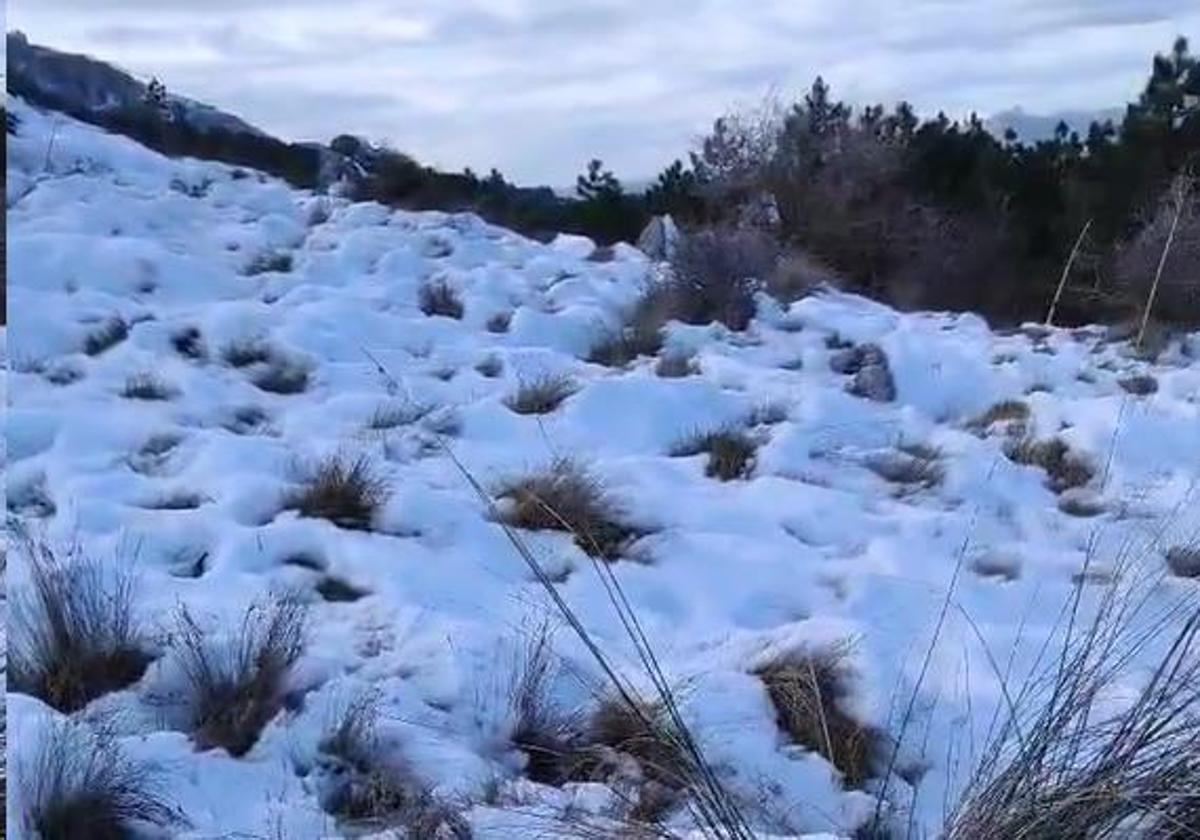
[6,98,1199,839]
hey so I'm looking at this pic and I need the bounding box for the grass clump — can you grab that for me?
[285,455,390,531]
[865,445,945,490]
[504,374,578,415]
[318,693,471,837]
[170,325,206,360]
[251,358,311,395]
[243,251,293,275]
[418,279,465,319]
[19,717,182,840]
[221,338,273,368]
[655,353,695,378]
[172,596,307,757]
[588,296,667,368]
[1165,545,1200,578]
[486,311,513,333]
[671,428,758,481]
[10,535,152,713]
[1004,436,1095,492]
[121,372,176,401]
[967,400,1031,434]
[755,646,884,789]
[82,318,129,356]
[496,458,635,560]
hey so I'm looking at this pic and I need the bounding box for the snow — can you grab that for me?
[6,97,1200,839]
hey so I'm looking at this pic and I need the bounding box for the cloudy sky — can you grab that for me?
[9,1,1200,186]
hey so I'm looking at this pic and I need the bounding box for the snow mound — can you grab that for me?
[6,98,1199,839]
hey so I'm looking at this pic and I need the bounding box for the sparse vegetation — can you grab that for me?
[316,576,370,603]
[10,534,152,713]
[366,400,433,430]
[418,279,465,319]
[672,428,758,480]
[221,338,273,368]
[19,717,182,840]
[968,399,1031,433]
[475,354,504,378]
[171,325,206,360]
[1165,544,1200,578]
[755,646,884,789]
[865,446,945,489]
[1004,436,1095,492]
[1118,374,1159,395]
[82,317,129,356]
[655,353,695,378]
[486,311,513,333]
[496,458,635,560]
[318,693,471,837]
[504,374,578,415]
[588,294,668,367]
[243,250,293,276]
[171,596,307,757]
[666,227,775,331]
[251,357,311,394]
[285,455,389,531]
[121,372,176,400]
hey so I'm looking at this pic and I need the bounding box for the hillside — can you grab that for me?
[5,98,1200,839]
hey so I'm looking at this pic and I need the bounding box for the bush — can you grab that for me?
[172,596,307,756]
[418,279,464,319]
[1114,178,1200,328]
[10,537,152,713]
[285,455,390,531]
[504,374,578,415]
[496,458,635,560]
[20,717,182,839]
[755,646,884,788]
[671,428,758,480]
[667,227,777,330]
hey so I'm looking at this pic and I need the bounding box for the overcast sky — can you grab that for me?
[9,1,1200,185]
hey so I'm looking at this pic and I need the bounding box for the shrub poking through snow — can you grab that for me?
[505,621,583,786]
[1004,436,1094,492]
[755,646,884,789]
[655,353,695,378]
[10,537,152,713]
[945,570,1200,839]
[418,279,464,319]
[82,317,129,356]
[504,374,578,415]
[588,294,668,367]
[243,251,293,276]
[366,400,433,431]
[121,372,176,400]
[672,428,758,481]
[221,338,273,368]
[171,325,206,360]
[667,227,776,331]
[1118,374,1158,395]
[317,693,471,837]
[475,354,504,378]
[486,311,513,333]
[967,399,1031,434]
[286,455,389,531]
[251,357,312,395]
[496,459,635,560]
[20,717,182,840]
[865,445,945,490]
[1165,545,1200,578]
[172,596,307,757]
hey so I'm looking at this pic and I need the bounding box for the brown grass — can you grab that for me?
[285,455,390,531]
[121,372,176,400]
[967,400,1031,433]
[671,428,758,481]
[1004,436,1095,493]
[495,458,635,560]
[82,317,129,356]
[418,279,465,319]
[172,595,307,757]
[504,374,578,415]
[9,535,152,713]
[755,646,884,789]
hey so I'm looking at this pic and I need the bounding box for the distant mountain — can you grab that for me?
[6,31,265,137]
[985,106,1125,142]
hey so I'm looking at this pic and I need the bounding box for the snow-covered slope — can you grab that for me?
[6,98,1199,839]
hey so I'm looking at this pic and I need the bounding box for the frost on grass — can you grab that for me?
[317,693,471,837]
[755,646,885,789]
[285,455,390,531]
[418,279,465,319]
[171,596,307,757]
[496,458,637,560]
[10,537,152,713]
[671,427,758,481]
[503,374,578,415]
[19,717,182,840]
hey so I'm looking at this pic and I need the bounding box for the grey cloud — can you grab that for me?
[10,0,1199,184]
